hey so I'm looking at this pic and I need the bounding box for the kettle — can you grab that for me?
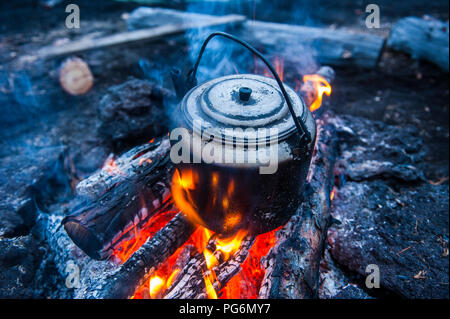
[170,32,316,235]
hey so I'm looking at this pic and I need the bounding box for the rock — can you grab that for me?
[330,115,426,183]
[328,181,449,298]
[0,235,40,298]
[96,78,172,151]
[324,114,448,298]
[0,146,67,237]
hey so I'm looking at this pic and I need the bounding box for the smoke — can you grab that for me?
[0,70,43,129]
[182,0,320,82]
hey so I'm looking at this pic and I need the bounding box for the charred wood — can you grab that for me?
[258,113,338,298]
[91,213,195,299]
[123,7,385,69]
[62,137,173,260]
[387,17,449,72]
[37,12,246,59]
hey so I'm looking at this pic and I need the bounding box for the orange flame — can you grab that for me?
[149,275,164,299]
[132,169,279,299]
[302,74,332,112]
[200,228,248,299]
[112,205,177,263]
[171,169,205,227]
[220,227,279,299]
[262,57,284,82]
[330,188,335,201]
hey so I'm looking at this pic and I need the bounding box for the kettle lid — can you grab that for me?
[180,74,306,144]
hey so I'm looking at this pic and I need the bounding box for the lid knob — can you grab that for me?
[239,87,252,102]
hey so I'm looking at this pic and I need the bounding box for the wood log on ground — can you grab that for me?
[121,7,386,69]
[92,213,195,299]
[59,57,94,95]
[387,16,449,72]
[258,113,338,298]
[241,20,386,69]
[63,137,173,260]
[36,14,246,59]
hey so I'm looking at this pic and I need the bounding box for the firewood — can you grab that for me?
[120,7,385,69]
[92,213,195,299]
[242,21,386,69]
[163,234,255,299]
[59,57,94,95]
[387,17,449,72]
[258,113,338,298]
[63,137,173,260]
[37,14,246,59]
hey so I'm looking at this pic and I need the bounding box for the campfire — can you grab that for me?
[61,45,334,298]
[1,2,448,301]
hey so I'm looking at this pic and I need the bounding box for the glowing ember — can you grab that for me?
[149,276,164,299]
[138,157,153,165]
[219,227,278,299]
[330,188,335,201]
[302,74,332,112]
[112,207,177,263]
[102,153,123,176]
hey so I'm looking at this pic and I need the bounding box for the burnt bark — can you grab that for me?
[258,113,338,298]
[62,137,173,260]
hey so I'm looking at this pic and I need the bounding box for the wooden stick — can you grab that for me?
[63,137,173,260]
[86,213,195,299]
[37,14,246,59]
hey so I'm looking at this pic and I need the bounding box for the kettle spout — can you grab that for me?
[171,66,197,100]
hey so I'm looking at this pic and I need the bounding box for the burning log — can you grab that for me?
[387,16,449,72]
[300,66,335,112]
[89,213,195,299]
[258,113,338,298]
[63,137,173,260]
[163,234,255,299]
